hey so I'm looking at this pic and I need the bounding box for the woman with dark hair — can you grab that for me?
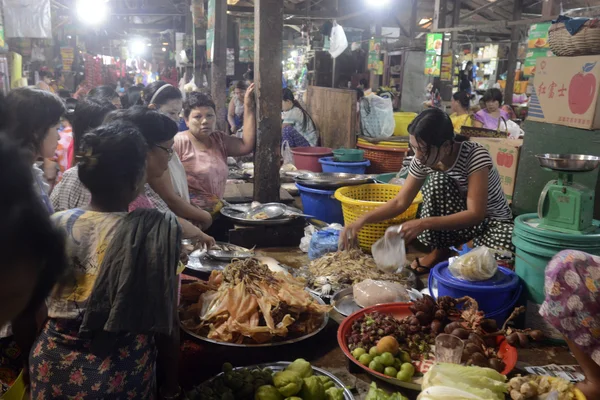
[175,86,256,212]
[282,88,318,146]
[459,61,473,93]
[473,88,510,129]
[28,121,183,399]
[124,85,143,108]
[340,108,514,273]
[87,85,122,109]
[143,81,213,230]
[450,91,473,134]
[0,136,68,395]
[227,81,247,134]
[4,87,66,213]
[37,70,53,92]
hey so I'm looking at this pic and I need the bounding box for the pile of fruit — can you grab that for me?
[350,336,416,382]
[508,375,579,400]
[187,359,345,400]
[346,295,543,373]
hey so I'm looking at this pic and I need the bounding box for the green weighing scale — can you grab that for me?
[536,154,600,235]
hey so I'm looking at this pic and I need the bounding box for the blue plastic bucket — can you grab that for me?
[429,261,521,321]
[318,157,371,174]
[296,183,344,224]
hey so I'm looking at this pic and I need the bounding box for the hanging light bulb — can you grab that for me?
[76,0,109,25]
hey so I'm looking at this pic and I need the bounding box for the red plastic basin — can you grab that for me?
[291,147,333,172]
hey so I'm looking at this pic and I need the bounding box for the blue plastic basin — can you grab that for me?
[318,157,370,174]
[296,183,344,225]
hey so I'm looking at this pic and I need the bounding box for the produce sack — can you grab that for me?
[359,95,395,138]
[371,225,406,273]
[329,23,348,59]
[308,228,340,260]
[448,246,497,281]
[353,279,409,308]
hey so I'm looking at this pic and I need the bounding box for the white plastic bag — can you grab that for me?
[448,246,498,281]
[359,95,395,138]
[505,120,524,139]
[329,23,348,59]
[371,225,406,274]
[282,141,294,165]
[353,279,410,308]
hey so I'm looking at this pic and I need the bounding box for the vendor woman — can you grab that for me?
[282,88,318,146]
[174,85,256,212]
[340,108,514,273]
[473,88,510,130]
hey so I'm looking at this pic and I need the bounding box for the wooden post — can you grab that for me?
[433,0,448,30]
[504,0,523,106]
[542,0,560,19]
[211,0,227,131]
[409,0,418,44]
[253,0,283,202]
[451,0,462,48]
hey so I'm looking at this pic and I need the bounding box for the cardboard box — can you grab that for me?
[471,138,523,203]
[529,55,600,130]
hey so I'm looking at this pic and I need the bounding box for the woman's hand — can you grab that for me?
[339,221,364,250]
[194,231,216,249]
[399,219,427,244]
[244,83,256,109]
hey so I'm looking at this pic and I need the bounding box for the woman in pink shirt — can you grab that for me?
[174,85,256,213]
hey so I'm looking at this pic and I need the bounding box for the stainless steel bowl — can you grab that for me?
[294,172,375,189]
[536,154,600,173]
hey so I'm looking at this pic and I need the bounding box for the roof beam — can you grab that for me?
[459,0,512,21]
[432,15,557,32]
[228,4,337,18]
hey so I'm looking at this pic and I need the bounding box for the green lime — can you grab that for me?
[396,370,411,382]
[368,360,384,373]
[400,363,415,377]
[393,358,403,371]
[369,346,379,357]
[352,348,367,359]
[399,351,412,364]
[358,354,373,366]
[373,356,383,365]
[384,367,398,377]
[380,352,395,367]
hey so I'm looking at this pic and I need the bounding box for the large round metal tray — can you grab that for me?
[536,153,600,172]
[294,172,375,189]
[220,204,304,226]
[205,362,354,400]
[186,242,252,273]
[181,292,329,347]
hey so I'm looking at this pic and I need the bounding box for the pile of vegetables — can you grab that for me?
[187,359,345,400]
[364,383,407,400]
[508,375,578,400]
[417,363,508,400]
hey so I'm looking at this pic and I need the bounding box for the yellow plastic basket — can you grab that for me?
[335,184,422,252]
[1,370,26,400]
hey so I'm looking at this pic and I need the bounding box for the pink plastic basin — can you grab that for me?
[291,147,333,172]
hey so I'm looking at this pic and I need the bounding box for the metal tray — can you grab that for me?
[207,249,254,261]
[186,242,252,272]
[221,204,304,226]
[536,153,600,173]
[204,362,354,400]
[181,292,329,347]
[331,288,361,317]
[294,173,374,189]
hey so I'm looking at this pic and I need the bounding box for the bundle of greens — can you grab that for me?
[417,363,508,400]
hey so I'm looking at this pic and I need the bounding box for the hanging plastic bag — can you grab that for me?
[353,279,410,308]
[282,140,294,165]
[371,225,406,273]
[505,120,524,139]
[359,95,395,138]
[329,22,348,59]
[448,246,498,281]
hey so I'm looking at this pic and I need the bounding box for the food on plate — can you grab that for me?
[305,250,414,295]
[180,259,330,344]
[350,343,416,382]
[418,363,508,400]
[353,280,410,308]
[377,336,400,356]
[365,382,408,400]
[508,375,579,400]
[187,360,345,400]
[251,212,270,220]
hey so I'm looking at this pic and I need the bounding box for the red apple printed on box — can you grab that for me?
[569,62,597,115]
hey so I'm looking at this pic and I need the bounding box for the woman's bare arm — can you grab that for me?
[224,84,256,157]
[227,98,237,133]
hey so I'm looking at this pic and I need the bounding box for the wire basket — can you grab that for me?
[335,184,422,252]
[356,142,410,174]
[549,19,600,57]
[460,116,508,139]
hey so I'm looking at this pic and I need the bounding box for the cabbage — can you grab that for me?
[419,363,507,400]
[417,386,488,400]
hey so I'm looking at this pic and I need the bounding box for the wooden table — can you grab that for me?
[179,248,577,399]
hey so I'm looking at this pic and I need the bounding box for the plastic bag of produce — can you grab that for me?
[353,279,410,308]
[308,228,341,260]
[448,246,498,282]
[371,225,406,273]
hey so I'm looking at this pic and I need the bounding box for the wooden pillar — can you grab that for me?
[409,0,418,45]
[253,0,283,202]
[451,0,462,48]
[211,0,227,130]
[504,0,523,106]
[542,0,559,19]
[433,0,448,31]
